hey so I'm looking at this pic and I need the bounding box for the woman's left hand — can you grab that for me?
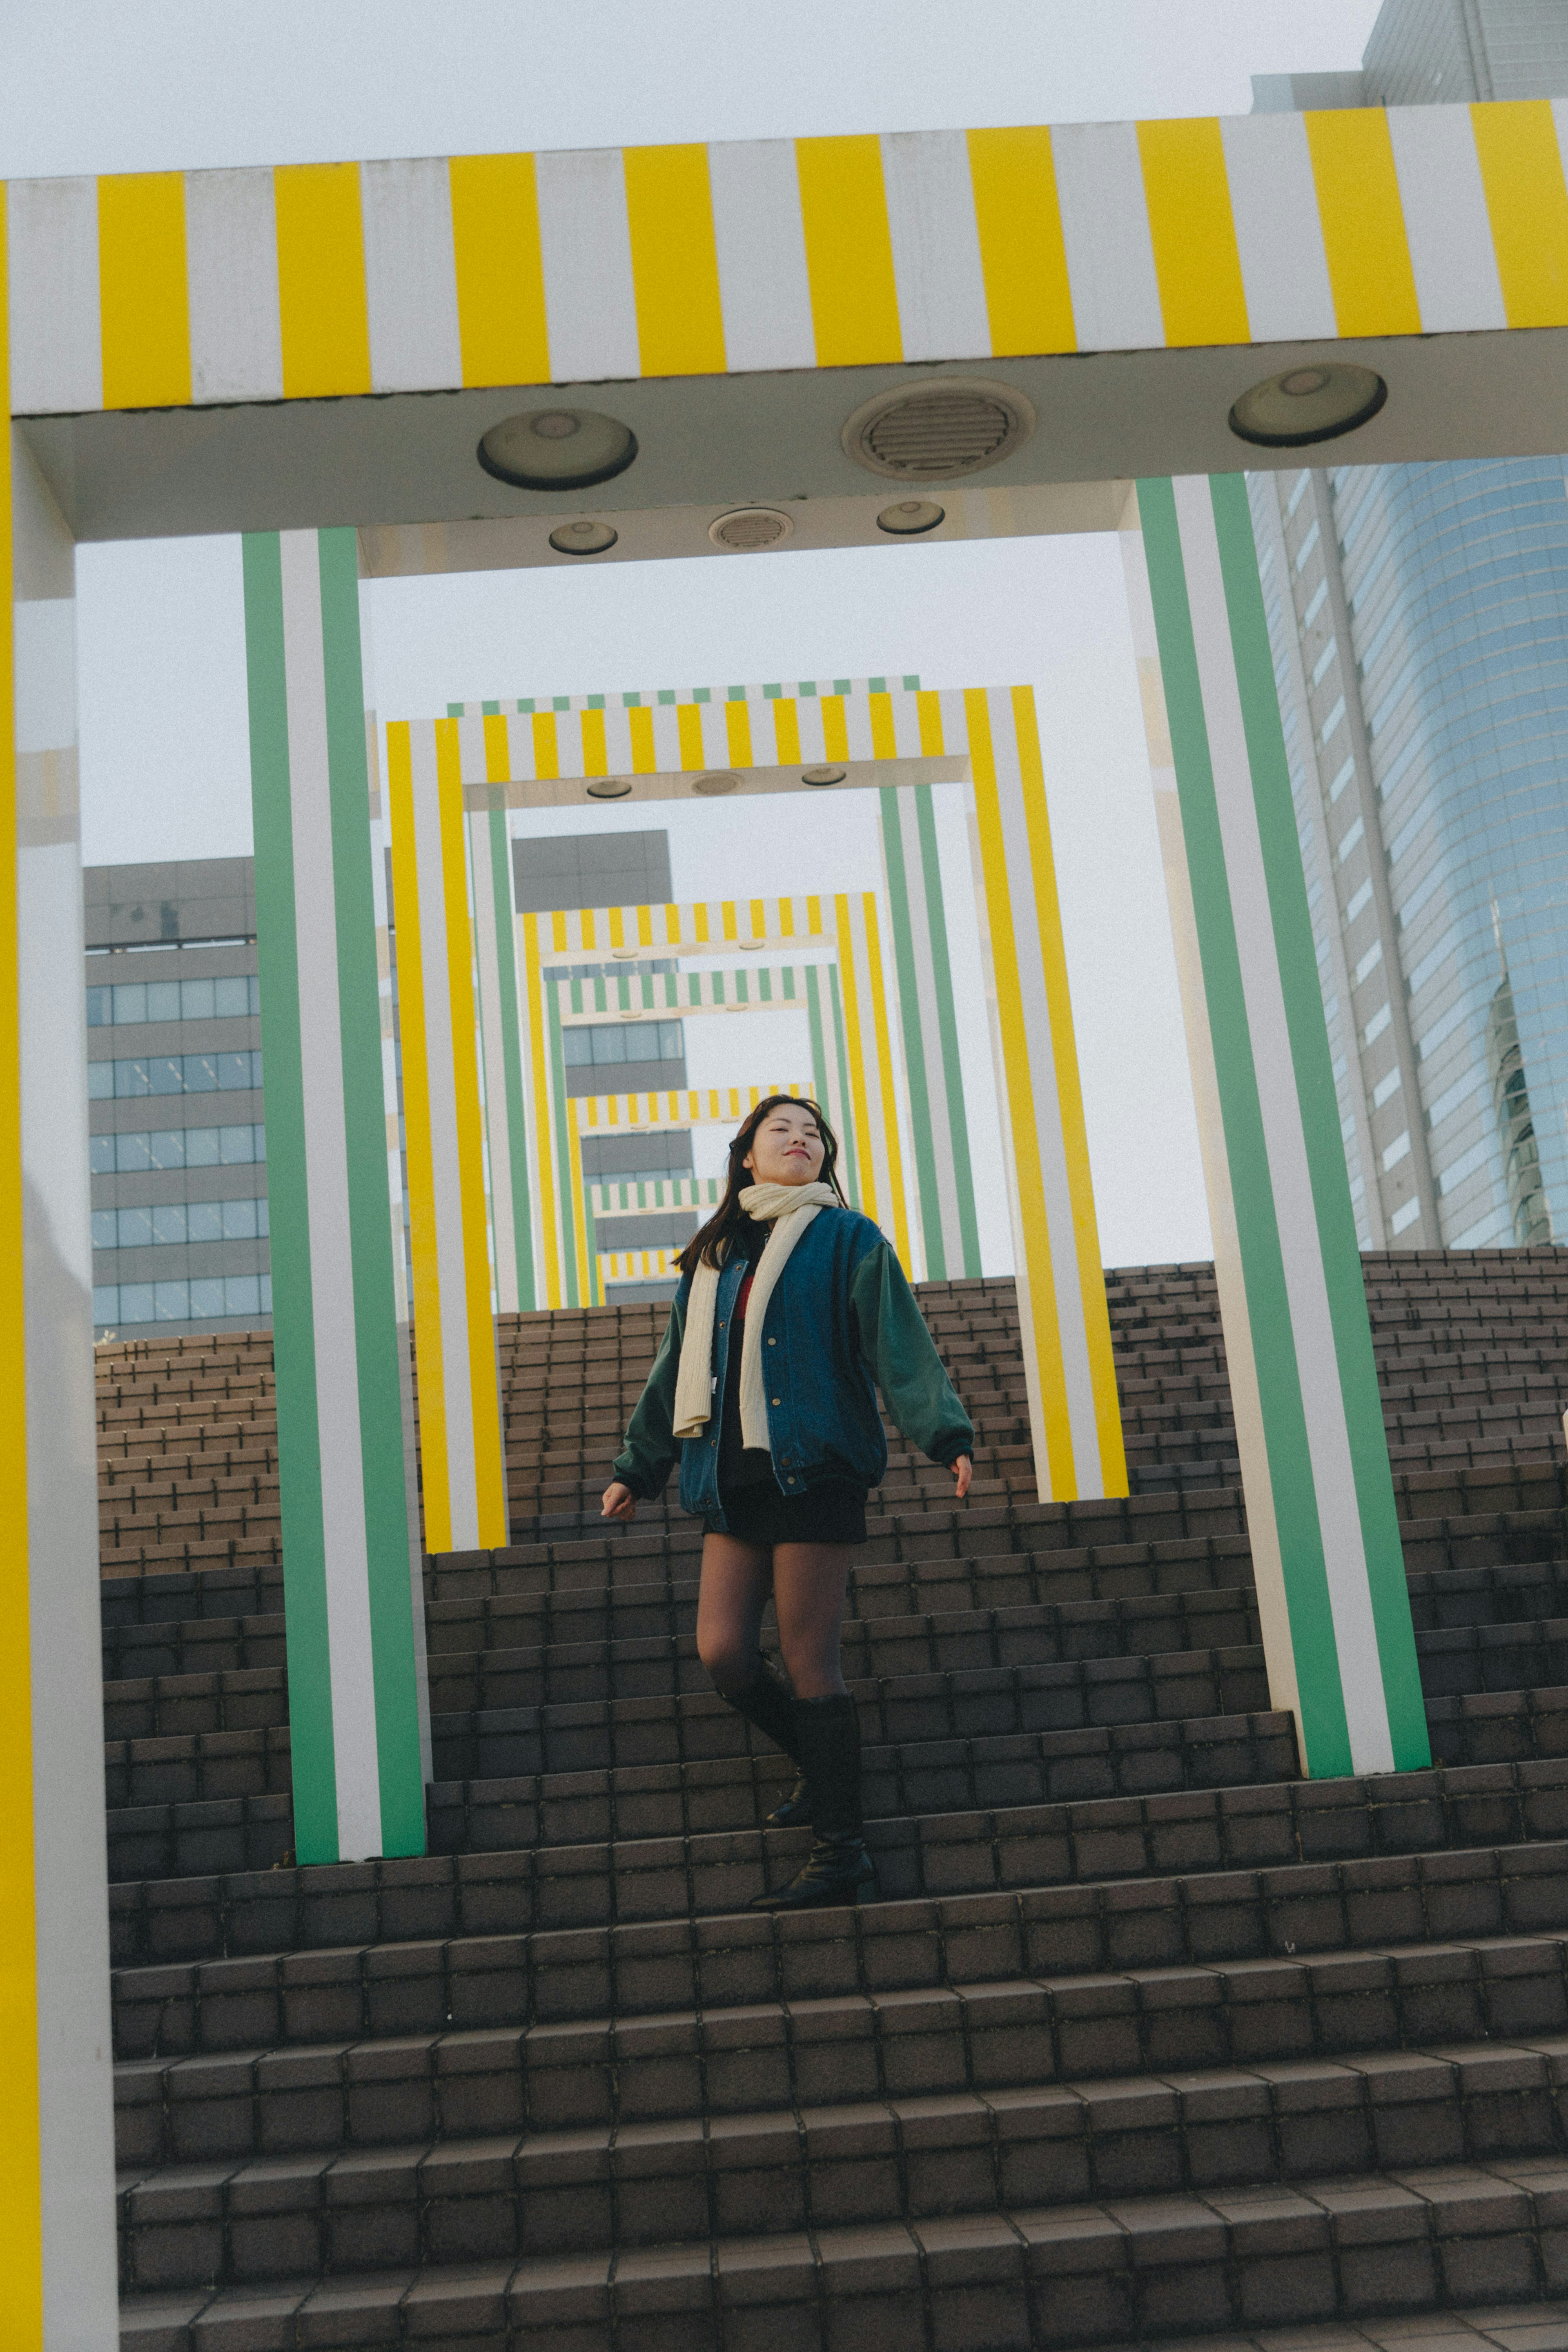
[951,1454,972,1500]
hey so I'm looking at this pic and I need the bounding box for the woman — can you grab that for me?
[601,1093,974,1911]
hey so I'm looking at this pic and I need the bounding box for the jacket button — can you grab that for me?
[787,1476,796,1485]
[771,1397,780,1406]
[767,1337,776,1346]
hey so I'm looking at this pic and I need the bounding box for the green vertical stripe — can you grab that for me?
[316,529,425,1856]
[1208,478,1428,1770]
[826,965,861,1208]
[880,787,945,1278]
[1137,477,1352,1779]
[487,809,535,1311]
[914,786,981,1277]
[805,965,829,1115]
[243,531,338,1863]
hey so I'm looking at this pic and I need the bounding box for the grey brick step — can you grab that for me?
[104,1754,1568,1947]
[109,1851,1568,2062]
[111,1931,1568,2169]
[111,2055,1568,2287]
[105,1616,1271,1743]
[106,1697,1294,1849]
[110,2200,1568,2352]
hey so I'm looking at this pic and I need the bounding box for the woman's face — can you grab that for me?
[743,1103,827,1187]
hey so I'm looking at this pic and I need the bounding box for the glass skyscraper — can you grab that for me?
[1252,0,1568,1251]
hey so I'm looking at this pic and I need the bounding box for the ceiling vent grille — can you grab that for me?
[841,379,1035,482]
[709,507,794,551]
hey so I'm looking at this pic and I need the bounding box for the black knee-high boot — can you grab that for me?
[719,1663,812,1826]
[749,1693,875,1910]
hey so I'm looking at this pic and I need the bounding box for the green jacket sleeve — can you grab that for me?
[848,1240,974,1465]
[611,1285,688,1499]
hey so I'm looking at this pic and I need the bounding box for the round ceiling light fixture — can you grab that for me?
[842,377,1035,481]
[708,507,794,551]
[801,765,846,786]
[1229,363,1388,448]
[692,771,739,795]
[585,775,633,798]
[478,407,638,490]
[549,519,618,557]
[877,499,946,536]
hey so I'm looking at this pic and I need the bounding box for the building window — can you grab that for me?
[88,1123,266,1173]
[87,1048,263,1099]
[561,1020,685,1069]
[87,974,259,1027]
[91,1197,269,1250]
[93,1273,272,1327]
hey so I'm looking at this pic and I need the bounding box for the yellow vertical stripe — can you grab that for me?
[821,697,849,762]
[677,704,706,769]
[436,722,508,1548]
[274,163,373,397]
[98,172,191,409]
[1472,100,1568,329]
[1009,687,1127,1494]
[772,699,802,766]
[1136,118,1250,347]
[567,1106,591,1308]
[624,145,727,376]
[860,894,912,1272]
[581,709,608,776]
[1303,111,1421,338]
[795,136,903,366]
[916,691,946,756]
[449,152,550,388]
[629,706,657,771]
[868,693,897,762]
[964,691,1076,1499]
[385,723,451,1548]
[833,896,880,1223]
[482,713,510,783]
[532,712,559,778]
[725,700,754,768]
[521,919,561,1310]
[967,126,1076,357]
[0,183,44,2350]
[580,910,597,950]
[748,897,766,938]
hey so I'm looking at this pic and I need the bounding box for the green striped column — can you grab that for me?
[242,526,430,1862]
[467,806,536,1312]
[1133,475,1427,1779]
[878,784,981,1278]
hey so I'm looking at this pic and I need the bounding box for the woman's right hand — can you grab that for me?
[601,1481,637,1521]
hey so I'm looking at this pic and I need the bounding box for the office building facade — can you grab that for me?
[1249,0,1568,1251]
[87,859,270,1338]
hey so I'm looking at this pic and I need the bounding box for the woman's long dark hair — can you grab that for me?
[676,1094,848,1274]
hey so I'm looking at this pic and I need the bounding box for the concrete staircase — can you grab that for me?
[107,1248,1568,2350]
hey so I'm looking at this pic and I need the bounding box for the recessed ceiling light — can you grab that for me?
[708,508,794,551]
[586,775,633,798]
[877,499,945,536]
[1229,364,1387,448]
[479,408,638,490]
[738,938,764,949]
[693,771,739,795]
[802,765,846,786]
[611,947,641,959]
[842,379,1034,480]
[550,519,618,557]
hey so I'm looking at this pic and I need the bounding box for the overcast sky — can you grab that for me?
[9,0,1385,1273]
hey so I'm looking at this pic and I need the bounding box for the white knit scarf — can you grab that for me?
[671,1180,840,1450]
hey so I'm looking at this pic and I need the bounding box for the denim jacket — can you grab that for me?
[611,1206,974,1527]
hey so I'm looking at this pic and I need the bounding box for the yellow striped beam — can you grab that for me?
[11,106,1566,413]
[598,1249,678,1285]
[384,718,508,1552]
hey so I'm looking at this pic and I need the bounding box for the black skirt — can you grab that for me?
[705,1477,868,1546]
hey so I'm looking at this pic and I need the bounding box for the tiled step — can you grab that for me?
[111,2073,1568,2288]
[112,1935,1568,2166]
[109,2188,1568,2352]
[110,1835,1568,2053]
[106,1699,1295,1847]
[105,1756,1568,1959]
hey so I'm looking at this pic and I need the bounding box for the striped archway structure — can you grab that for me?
[16,95,1567,2325]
